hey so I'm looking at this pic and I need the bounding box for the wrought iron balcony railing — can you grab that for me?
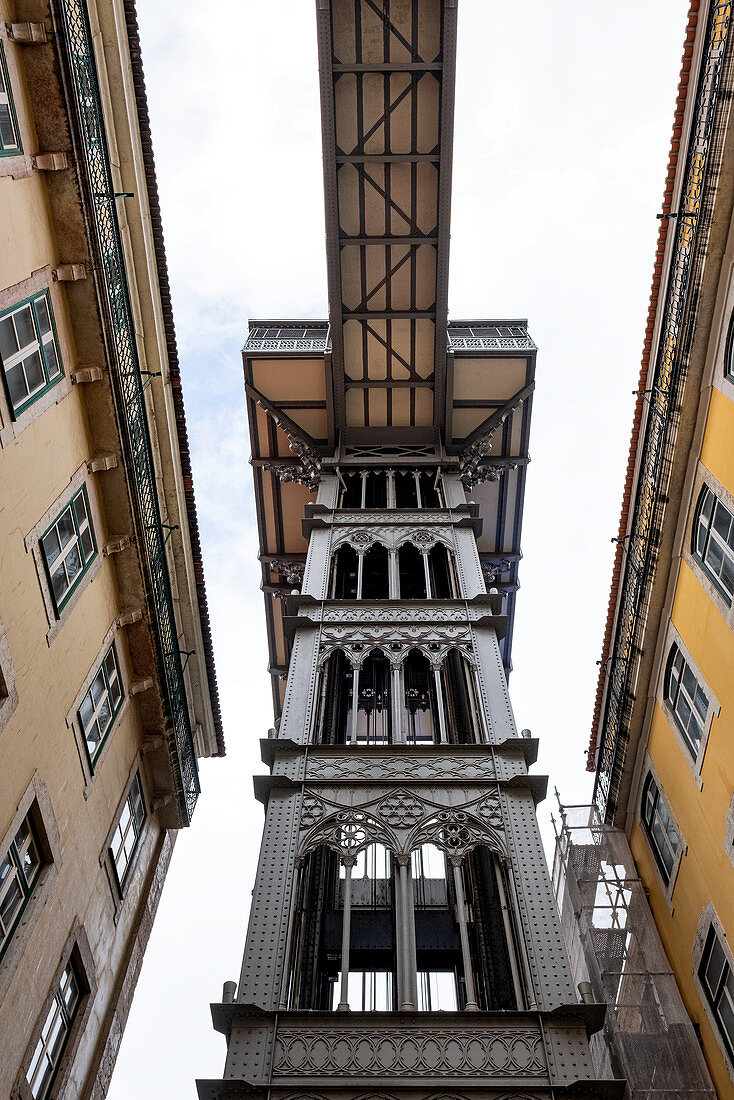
[246,324,331,352]
[594,1,732,820]
[447,322,536,352]
[59,0,200,823]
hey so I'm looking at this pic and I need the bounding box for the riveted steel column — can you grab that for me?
[433,666,448,744]
[396,855,417,1010]
[392,663,404,744]
[451,857,478,1011]
[337,856,355,1010]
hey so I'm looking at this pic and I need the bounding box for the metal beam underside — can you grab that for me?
[316,0,458,439]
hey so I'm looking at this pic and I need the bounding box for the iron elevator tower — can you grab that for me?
[198,2,622,1097]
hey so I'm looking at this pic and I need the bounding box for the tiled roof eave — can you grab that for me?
[121,0,224,756]
[587,0,701,771]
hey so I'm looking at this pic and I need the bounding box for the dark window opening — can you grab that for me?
[641,773,678,884]
[289,845,398,1011]
[364,471,387,508]
[395,470,419,508]
[362,544,389,599]
[332,545,359,599]
[340,472,362,508]
[699,925,734,1062]
[443,651,483,744]
[428,543,454,598]
[464,848,517,1010]
[404,650,438,745]
[355,652,391,745]
[418,470,441,508]
[398,543,427,599]
[315,650,352,745]
[394,469,442,509]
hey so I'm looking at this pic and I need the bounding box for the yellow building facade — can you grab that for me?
[591,2,734,1095]
[0,0,222,1097]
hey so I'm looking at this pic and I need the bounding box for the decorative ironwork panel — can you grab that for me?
[59,0,199,820]
[595,1,732,820]
[273,1025,546,1078]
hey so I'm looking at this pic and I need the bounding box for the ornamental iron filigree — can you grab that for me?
[377,790,424,827]
[273,1025,545,1077]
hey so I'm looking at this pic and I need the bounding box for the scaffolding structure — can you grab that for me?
[552,802,716,1099]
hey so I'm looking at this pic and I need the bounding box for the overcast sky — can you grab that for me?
[107,2,691,1095]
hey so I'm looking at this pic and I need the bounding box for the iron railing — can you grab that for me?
[595,1,731,820]
[59,0,200,823]
[447,323,536,352]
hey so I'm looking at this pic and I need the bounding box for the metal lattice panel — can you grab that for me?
[59,0,199,820]
[595,0,732,821]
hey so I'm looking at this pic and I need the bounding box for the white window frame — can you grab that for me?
[0,40,21,156]
[25,464,105,645]
[657,623,720,787]
[0,775,61,1005]
[25,959,82,1099]
[67,623,130,793]
[638,759,686,907]
[0,274,71,445]
[0,290,62,419]
[40,485,96,615]
[693,904,734,1085]
[692,483,734,605]
[685,470,734,634]
[13,924,97,1100]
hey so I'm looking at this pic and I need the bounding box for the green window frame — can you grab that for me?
[699,926,734,1063]
[725,311,734,381]
[26,959,82,1099]
[40,486,96,615]
[78,643,123,766]
[0,290,62,418]
[0,42,21,156]
[641,773,678,884]
[664,643,709,758]
[0,812,43,962]
[692,484,734,605]
[110,774,146,892]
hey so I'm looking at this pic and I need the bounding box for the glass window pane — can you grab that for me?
[64,545,81,586]
[676,693,693,733]
[0,314,18,359]
[43,339,60,379]
[109,675,121,708]
[74,492,88,525]
[713,503,732,543]
[79,693,94,731]
[35,297,51,335]
[20,837,40,884]
[14,306,35,349]
[41,528,61,567]
[701,488,715,522]
[80,526,94,561]
[0,105,16,148]
[22,350,45,393]
[720,554,734,599]
[50,562,69,603]
[0,851,12,887]
[90,669,106,705]
[56,509,74,549]
[96,698,111,735]
[705,936,726,995]
[5,362,28,408]
[0,871,22,930]
[706,537,724,575]
[104,649,117,679]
